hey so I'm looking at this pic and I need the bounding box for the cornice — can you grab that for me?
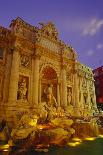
[34,44,61,61]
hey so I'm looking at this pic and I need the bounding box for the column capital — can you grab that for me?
[39,75,42,80]
[72,69,78,74]
[33,48,42,59]
[61,63,67,70]
[9,46,21,55]
[57,79,62,84]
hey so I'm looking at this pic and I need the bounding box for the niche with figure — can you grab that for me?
[83,93,88,108]
[17,75,29,100]
[90,94,94,108]
[67,87,72,105]
[41,66,57,103]
[41,83,57,107]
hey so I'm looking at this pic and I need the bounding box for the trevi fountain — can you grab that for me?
[0,17,103,154]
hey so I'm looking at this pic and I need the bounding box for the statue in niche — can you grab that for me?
[83,94,89,110]
[90,95,94,108]
[83,93,86,103]
[17,78,28,100]
[67,88,72,105]
[44,84,57,107]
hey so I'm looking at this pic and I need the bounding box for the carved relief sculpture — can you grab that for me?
[20,55,31,69]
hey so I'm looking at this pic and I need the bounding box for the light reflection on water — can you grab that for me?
[1,137,103,155]
[31,138,103,155]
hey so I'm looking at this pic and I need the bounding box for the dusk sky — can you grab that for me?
[0,0,103,69]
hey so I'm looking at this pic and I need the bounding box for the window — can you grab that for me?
[0,48,4,59]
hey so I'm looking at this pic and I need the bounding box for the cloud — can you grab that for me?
[87,50,94,56]
[97,43,103,49]
[82,18,103,36]
[58,17,87,33]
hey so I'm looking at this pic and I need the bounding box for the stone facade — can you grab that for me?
[0,17,97,122]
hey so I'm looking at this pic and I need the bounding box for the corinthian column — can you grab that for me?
[79,77,84,108]
[32,49,40,104]
[92,80,97,109]
[3,50,13,102]
[57,82,60,106]
[73,71,79,107]
[62,66,67,106]
[39,77,41,103]
[8,48,20,102]
[87,80,91,109]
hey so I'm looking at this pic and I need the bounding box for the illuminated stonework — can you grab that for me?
[0,17,98,122]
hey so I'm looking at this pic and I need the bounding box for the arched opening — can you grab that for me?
[41,66,58,102]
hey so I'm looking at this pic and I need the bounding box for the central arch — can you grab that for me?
[41,66,58,102]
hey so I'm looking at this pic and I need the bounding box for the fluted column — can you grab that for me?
[39,77,41,103]
[72,74,75,106]
[57,82,60,106]
[62,66,67,106]
[73,72,79,107]
[80,77,84,108]
[60,82,62,106]
[87,80,91,109]
[3,50,13,102]
[8,48,20,102]
[92,80,97,109]
[32,51,40,104]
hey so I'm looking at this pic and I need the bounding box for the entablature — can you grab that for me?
[14,36,34,55]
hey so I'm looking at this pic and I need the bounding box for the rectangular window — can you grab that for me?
[0,48,4,59]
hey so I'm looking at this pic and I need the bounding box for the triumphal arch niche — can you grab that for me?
[0,17,98,121]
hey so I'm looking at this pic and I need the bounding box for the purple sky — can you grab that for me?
[0,0,103,69]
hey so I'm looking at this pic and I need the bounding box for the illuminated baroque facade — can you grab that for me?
[0,17,97,122]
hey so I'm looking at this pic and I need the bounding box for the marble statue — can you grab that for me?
[45,84,57,107]
[18,78,27,100]
[67,88,72,105]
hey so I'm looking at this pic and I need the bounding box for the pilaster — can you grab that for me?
[73,70,79,108]
[92,81,97,109]
[39,76,42,103]
[87,80,91,110]
[62,65,67,106]
[32,49,40,104]
[3,49,13,102]
[8,47,20,102]
[57,81,60,106]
